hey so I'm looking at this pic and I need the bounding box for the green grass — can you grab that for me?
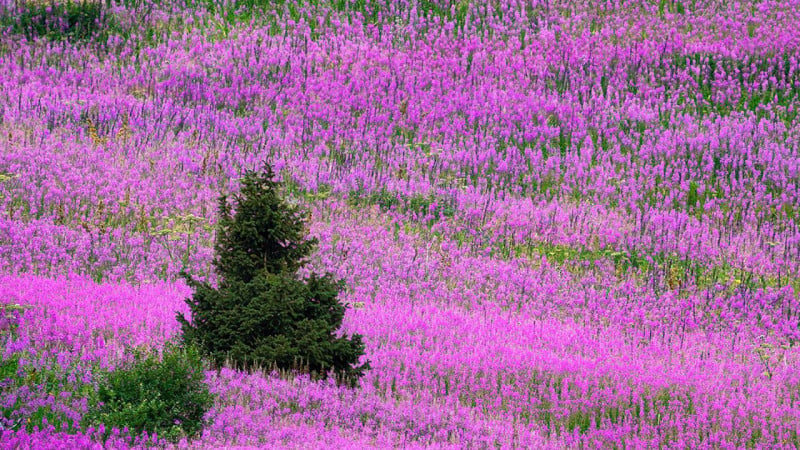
[0,353,20,382]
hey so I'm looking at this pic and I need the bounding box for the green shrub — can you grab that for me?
[178,163,369,385]
[84,343,214,443]
[0,0,111,42]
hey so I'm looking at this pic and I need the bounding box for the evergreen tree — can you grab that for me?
[177,164,369,384]
[212,164,316,284]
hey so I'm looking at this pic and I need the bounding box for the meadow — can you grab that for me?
[1,0,800,447]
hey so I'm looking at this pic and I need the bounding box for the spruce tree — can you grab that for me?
[177,164,369,384]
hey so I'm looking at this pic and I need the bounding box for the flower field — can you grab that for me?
[1,0,800,447]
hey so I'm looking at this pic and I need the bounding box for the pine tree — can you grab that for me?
[177,164,369,384]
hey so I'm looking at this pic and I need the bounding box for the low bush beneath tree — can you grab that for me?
[83,343,214,443]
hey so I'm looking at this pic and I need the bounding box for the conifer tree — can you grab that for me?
[178,164,369,384]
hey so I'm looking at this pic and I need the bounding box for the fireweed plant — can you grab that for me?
[0,0,799,447]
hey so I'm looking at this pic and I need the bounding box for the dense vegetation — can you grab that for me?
[1,0,800,447]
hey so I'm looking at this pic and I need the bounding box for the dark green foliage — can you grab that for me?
[178,163,369,385]
[180,272,369,382]
[213,164,317,284]
[84,344,213,443]
[0,0,112,42]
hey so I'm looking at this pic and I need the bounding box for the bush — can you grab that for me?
[84,343,214,443]
[178,163,369,385]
